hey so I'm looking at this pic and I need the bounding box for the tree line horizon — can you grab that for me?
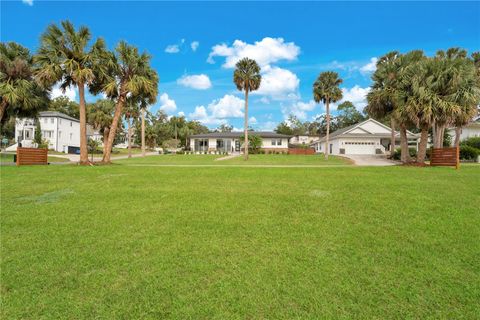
[1,20,479,163]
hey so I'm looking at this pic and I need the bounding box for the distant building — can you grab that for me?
[310,118,419,155]
[448,117,480,144]
[14,111,92,153]
[289,135,320,145]
[189,131,291,153]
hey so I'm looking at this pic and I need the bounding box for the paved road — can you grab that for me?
[343,154,398,166]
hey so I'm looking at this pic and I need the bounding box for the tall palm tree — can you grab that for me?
[124,99,140,158]
[141,102,147,157]
[0,42,49,124]
[90,41,158,163]
[313,71,343,160]
[366,51,400,157]
[88,99,114,148]
[233,57,261,160]
[180,125,193,149]
[35,20,105,164]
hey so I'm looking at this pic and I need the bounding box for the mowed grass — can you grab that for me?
[115,153,351,166]
[1,163,479,318]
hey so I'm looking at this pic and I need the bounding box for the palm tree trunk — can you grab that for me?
[399,123,410,163]
[244,89,249,161]
[454,126,462,147]
[324,100,330,160]
[127,117,132,158]
[103,95,126,163]
[78,82,89,164]
[141,108,146,157]
[103,127,109,148]
[417,126,429,164]
[390,117,395,157]
[0,98,8,124]
[433,123,444,148]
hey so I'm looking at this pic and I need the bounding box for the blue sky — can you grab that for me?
[2,1,479,130]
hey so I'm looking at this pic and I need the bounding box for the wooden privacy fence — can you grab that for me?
[288,148,315,155]
[430,147,459,169]
[16,147,48,166]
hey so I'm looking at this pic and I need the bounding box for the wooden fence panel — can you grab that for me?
[16,147,48,166]
[288,148,315,155]
[430,147,459,169]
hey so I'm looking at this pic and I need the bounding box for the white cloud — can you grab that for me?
[22,0,33,5]
[50,83,76,101]
[191,41,199,52]
[249,116,257,124]
[255,66,300,100]
[207,37,300,68]
[158,93,177,113]
[188,94,245,126]
[177,74,212,90]
[165,45,180,54]
[208,94,244,118]
[360,57,378,74]
[282,99,316,120]
[341,85,370,110]
[258,121,277,131]
[178,111,185,117]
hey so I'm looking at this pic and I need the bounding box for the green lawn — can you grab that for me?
[1,163,479,318]
[1,152,70,164]
[115,153,351,166]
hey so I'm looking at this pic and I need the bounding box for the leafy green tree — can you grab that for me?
[275,122,294,135]
[33,120,42,145]
[48,96,79,118]
[35,20,106,164]
[91,41,158,163]
[240,134,262,154]
[234,57,261,160]
[0,42,49,125]
[337,101,365,127]
[313,71,343,159]
[216,124,233,132]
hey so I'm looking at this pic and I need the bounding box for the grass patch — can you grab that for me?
[115,154,350,166]
[1,164,479,318]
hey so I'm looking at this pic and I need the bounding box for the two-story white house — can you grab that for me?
[189,131,291,153]
[14,111,84,153]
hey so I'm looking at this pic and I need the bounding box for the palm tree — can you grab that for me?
[88,99,114,148]
[366,51,400,157]
[180,126,193,149]
[35,20,106,164]
[313,71,343,160]
[233,57,261,160]
[124,99,140,158]
[91,41,158,163]
[141,102,147,157]
[0,42,49,124]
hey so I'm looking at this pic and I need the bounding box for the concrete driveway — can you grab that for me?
[343,154,398,166]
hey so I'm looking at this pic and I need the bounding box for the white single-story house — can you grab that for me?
[448,117,480,144]
[189,131,290,153]
[289,135,320,145]
[311,118,419,155]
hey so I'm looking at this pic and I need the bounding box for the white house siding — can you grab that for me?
[15,113,82,153]
[189,136,290,153]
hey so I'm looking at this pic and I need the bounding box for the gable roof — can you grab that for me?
[39,111,79,122]
[313,118,418,143]
[190,131,291,139]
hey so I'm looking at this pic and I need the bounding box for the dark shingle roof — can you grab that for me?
[39,111,79,122]
[190,131,290,139]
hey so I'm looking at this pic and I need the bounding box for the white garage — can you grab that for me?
[311,118,419,156]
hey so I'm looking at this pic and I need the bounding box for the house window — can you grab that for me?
[58,131,62,138]
[51,118,54,124]
[59,119,62,125]
[271,139,277,146]
[277,139,282,146]
[70,133,73,140]
[70,121,73,127]
[44,118,47,124]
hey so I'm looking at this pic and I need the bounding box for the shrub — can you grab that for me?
[392,148,417,160]
[459,145,480,161]
[461,137,480,150]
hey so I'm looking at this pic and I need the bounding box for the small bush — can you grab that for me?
[459,145,480,161]
[461,137,480,150]
[392,148,417,160]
